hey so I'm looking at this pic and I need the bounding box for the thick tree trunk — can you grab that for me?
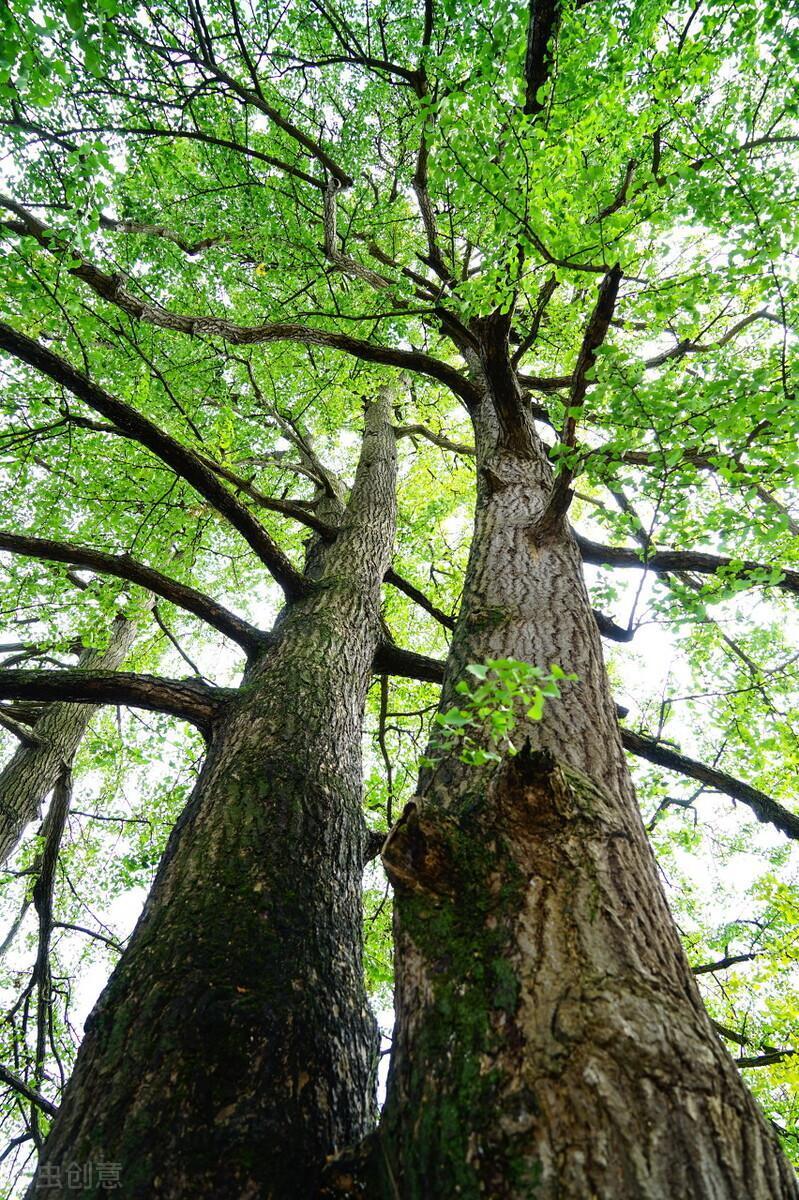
[366,394,798,1198]
[0,615,139,865]
[27,394,397,1199]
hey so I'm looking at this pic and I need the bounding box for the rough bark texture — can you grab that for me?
[364,391,798,1199]
[420,397,631,808]
[27,393,398,1199]
[0,615,139,866]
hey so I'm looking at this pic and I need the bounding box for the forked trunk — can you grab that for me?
[365,395,798,1199]
[28,394,397,1199]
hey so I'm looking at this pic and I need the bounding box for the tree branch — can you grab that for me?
[394,424,475,457]
[620,727,799,842]
[576,532,799,599]
[0,532,267,656]
[0,670,233,734]
[373,641,445,683]
[511,274,558,366]
[0,1063,58,1119]
[641,309,783,370]
[524,0,560,116]
[0,196,480,408]
[52,921,124,953]
[384,569,456,630]
[4,115,324,190]
[365,647,799,843]
[0,321,308,599]
[736,1049,797,1069]
[30,765,71,1139]
[693,951,758,975]
[179,48,353,186]
[98,214,227,255]
[0,706,43,745]
[536,265,621,530]
[592,609,635,643]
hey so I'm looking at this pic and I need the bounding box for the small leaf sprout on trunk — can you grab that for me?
[422,659,577,768]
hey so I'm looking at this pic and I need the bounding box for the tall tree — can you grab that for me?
[0,0,797,1195]
[373,283,797,1197]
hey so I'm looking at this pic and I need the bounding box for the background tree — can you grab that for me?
[0,0,797,1195]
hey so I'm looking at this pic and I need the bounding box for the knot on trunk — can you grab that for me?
[381,801,457,897]
[317,1131,378,1199]
[382,749,625,902]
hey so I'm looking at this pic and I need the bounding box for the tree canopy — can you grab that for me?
[0,0,798,1188]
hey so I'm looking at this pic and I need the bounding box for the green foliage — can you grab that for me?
[0,0,797,1182]
[422,660,576,767]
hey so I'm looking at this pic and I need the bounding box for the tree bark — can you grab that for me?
[363,392,798,1198]
[26,393,398,1199]
[0,615,139,866]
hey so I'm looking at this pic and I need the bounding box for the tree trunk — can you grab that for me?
[366,392,798,1198]
[27,393,397,1199]
[0,615,139,865]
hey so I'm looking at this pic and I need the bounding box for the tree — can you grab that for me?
[0,0,797,1196]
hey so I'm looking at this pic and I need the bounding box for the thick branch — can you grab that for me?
[197,456,338,538]
[524,0,560,116]
[367,649,798,842]
[620,727,799,841]
[518,374,583,393]
[592,609,634,643]
[4,115,324,190]
[0,532,267,655]
[384,569,456,630]
[394,424,475,457]
[411,73,454,285]
[364,829,387,864]
[713,1021,797,1068]
[179,50,353,186]
[322,179,396,290]
[576,533,799,598]
[519,308,782,402]
[0,199,479,406]
[0,707,42,745]
[538,265,621,528]
[641,309,783,370]
[736,1049,797,1069]
[0,1063,58,1119]
[373,641,445,683]
[0,615,139,867]
[30,765,71,1135]
[693,952,758,976]
[98,214,227,255]
[0,670,233,734]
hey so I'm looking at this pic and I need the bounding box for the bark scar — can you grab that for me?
[381,800,456,896]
